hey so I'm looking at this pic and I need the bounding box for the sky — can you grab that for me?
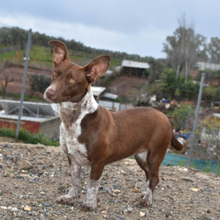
[0,0,220,59]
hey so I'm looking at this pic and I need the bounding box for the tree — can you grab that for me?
[0,28,12,46]
[163,15,207,82]
[208,37,220,63]
[10,27,27,50]
[144,57,165,92]
[0,61,15,96]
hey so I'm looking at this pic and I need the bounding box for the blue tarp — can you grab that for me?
[162,153,220,175]
[175,133,191,140]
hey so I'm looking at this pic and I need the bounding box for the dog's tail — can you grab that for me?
[170,133,183,151]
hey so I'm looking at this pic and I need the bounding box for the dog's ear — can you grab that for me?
[84,55,110,83]
[48,40,70,67]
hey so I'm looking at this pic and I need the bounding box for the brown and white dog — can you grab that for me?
[44,40,183,211]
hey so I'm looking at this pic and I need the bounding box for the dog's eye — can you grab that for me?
[70,78,75,83]
[54,71,57,75]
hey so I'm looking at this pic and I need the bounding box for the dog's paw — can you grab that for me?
[138,192,152,207]
[138,197,151,207]
[81,202,96,212]
[56,195,77,206]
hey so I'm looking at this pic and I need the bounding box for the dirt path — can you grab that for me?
[0,142,220,219]
[1,66,52,95]
[108,76,147,100]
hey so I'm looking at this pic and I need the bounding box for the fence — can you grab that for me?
[162,153,220,175]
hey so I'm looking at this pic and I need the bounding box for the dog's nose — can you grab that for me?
[46,89,56,100]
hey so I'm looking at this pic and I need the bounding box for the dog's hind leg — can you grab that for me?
[56,156,81,205]
[135,147,167,207]
[135,150,153,207]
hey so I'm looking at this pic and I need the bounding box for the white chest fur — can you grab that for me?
[59,89,98,166]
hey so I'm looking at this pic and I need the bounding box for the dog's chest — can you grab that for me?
[59,93,98,166]
[60,121,90,166]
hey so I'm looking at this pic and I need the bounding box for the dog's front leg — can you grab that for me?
[56,157,81,205]
[82,162,104,211]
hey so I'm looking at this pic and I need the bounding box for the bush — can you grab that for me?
[172,104,195,130]
[30,74,51,94]
[0,128,59,146]
[157,70,200,101]
[203,86,220,103]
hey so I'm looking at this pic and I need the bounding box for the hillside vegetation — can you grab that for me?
[0,27,153,69]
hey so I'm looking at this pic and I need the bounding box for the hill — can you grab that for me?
[0,142,220,219]
[0,27,152,69]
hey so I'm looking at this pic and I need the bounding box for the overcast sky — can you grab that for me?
[0,0,219,58]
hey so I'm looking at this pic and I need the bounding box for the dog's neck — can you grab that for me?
[59,88,98,128]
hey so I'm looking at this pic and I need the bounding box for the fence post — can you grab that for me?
[188,73,205,166]
[16,29,32,138]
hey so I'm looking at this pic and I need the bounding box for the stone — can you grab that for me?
[23,206,32,211]
[181,177,194,182]
[112,189,121,193]
[35,144,45,149]
[36,160,45,165]
[127,207,133,212]
[19,160,33,170]
[139,212,146,217]
[0,206,7,210]
[3,144,11,148]
[131,187,139,193]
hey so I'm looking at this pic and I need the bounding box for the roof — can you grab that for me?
[91,86,106,97]
[0,100,59,117]
[106,70,113,75]
[99,100,120,111]
[122,60,150,69]
[213,113,220,118]
[197,62,220,71]
[102,93,118,100]
[0,112,52,122]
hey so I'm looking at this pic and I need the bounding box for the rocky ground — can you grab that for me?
[0,142,220,220]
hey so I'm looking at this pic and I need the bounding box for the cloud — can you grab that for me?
[1,0,220,58]
[0,12,167,58]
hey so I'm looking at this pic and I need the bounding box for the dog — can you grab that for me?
[44,40,183,211]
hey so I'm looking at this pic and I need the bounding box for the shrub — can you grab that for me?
[172,104,195,130]
[157,70,200,101]
[0,128,59,146]
[30,74,51,94]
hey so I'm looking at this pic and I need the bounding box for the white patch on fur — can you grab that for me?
[58,161,81,201]
[144,180,152,204]
[136,150,148,162]
[84,179,100,209]
[60,89,98,166]
[68,163,81,197]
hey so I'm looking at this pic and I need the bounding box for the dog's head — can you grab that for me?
[44,40,110,103]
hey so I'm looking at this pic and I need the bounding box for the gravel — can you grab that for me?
[0,142,220,220]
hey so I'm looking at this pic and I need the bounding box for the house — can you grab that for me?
[0,100,60,140]
[196,62,220,71]
[121,60,150,77]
